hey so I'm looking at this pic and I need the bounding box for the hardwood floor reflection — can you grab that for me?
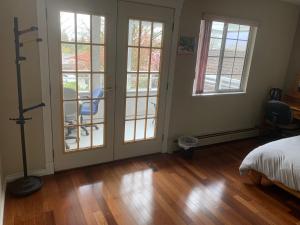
[4,138,300,225]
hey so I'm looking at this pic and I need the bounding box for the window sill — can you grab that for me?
[192,91,246,97]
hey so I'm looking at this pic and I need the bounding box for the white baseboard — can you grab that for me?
[5,167,53,183]
[0,181,6,225]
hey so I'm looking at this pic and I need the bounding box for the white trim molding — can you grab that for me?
[36,0,55,175]
[0,181,5,225]
[202,13,260,27]
[160,0,184,153]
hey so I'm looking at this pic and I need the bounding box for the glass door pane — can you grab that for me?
[124,19,163,143]
[60,11,106,152]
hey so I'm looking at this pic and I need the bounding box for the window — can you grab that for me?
[193,16,257,95]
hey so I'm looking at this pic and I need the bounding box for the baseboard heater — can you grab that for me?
[194,127,260,147]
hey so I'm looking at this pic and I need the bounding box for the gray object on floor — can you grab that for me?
[265,100,300,137]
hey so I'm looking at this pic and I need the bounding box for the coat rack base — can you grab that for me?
[7,176,43,197]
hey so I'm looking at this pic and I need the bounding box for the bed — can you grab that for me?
[239,135,300,197]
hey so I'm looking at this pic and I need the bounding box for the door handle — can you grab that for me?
[104,87,113,92]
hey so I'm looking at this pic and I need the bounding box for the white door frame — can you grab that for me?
[36,0,184,175]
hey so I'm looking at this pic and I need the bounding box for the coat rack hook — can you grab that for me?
[18,26,38,35]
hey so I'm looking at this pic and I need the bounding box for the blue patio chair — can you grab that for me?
[80,88,104,135]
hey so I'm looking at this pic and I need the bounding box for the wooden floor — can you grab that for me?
[4,138,300,225]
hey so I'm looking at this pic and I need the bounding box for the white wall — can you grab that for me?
[0,0,45,176]
[167,0,299,149]
[0,0,299,176]
[285,15,300,90]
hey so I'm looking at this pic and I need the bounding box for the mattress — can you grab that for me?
[239,135,300,191]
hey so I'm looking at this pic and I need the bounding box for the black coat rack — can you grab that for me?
[7,17,45,197]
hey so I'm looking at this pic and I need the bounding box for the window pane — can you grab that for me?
[227,24,239,39]
[127,47,139,72]
[126,98,136,120]
[211,22,224,38]
[60,12,75,42]
[224,39,237,57]
[219,75,231,90]
[136,97,147,119]
[203,75,217,92]
[92,16,105,44]
[64,101,77,125]
[92,45,105,72]
[152,23,163,47]
[146,118,156,139]
[221,58,234,75]
[124,120,135,142]
[138,73,149,96]
[230,75,242,89]
[61,44,76,71]
[126,73,137,97]
[149,73,159,96]
[150,49,161,72]
[236,41,247,57]
[128,20,140,46]
[92,73,105,96]
[205,57,219,74]
[64,126,78,151]
[239,25,250,40]
[139,48,150,72]
[140,21,152,47]
[135,119,146,140]
[78,73,91,99]
[147,97,157,117]
[92,123,104,146]
[79,126,91,148]
[208,38,222,57]
[63,73,77,100]
[79,100,91,124]
[233,58,245,75]
[77,44,91,71]
[91,99,104,123]
[77,14,90,43]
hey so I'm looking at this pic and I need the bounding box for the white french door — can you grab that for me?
[47,0,117,171]
[114,1,173,159]
[47,0,174,170]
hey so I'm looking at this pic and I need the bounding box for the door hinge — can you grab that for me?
[172,22,174,32]
[166,82,169,91]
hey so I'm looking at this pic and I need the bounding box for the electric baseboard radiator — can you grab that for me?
[172,127,260,151]
[195,127,260,147]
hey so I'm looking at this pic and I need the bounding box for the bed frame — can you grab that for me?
[248,169,300,199]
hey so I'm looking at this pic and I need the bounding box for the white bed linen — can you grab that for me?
[240,136,300,191]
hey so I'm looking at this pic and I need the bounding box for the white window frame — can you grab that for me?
[193,15,258,96]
